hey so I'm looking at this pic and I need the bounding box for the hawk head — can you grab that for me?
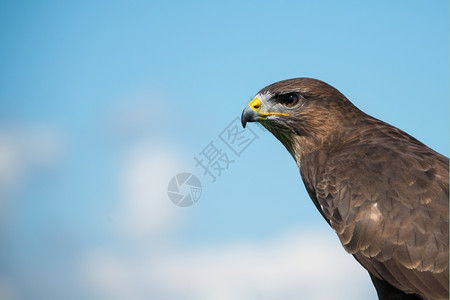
[241,77,362,158]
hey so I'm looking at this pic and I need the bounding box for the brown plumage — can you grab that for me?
[241,78,449,300]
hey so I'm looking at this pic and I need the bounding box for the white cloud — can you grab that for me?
[102,90,190,241]
[84,228,377,300]
[0,130,22,193]
[0,276,18,300]
[0,123,64,209]
[113,141,187,239]
[81,94,377,300]
[107,90,167,138]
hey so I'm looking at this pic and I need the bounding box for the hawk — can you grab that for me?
[241,78,449,300]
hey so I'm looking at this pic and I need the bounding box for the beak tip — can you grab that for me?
[241,105,259,128]
[241,107,248,128]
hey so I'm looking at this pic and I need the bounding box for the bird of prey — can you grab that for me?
[241,78,449,300]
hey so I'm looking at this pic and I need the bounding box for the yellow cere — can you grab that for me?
[247,97,290,117]
[248,98,262,111]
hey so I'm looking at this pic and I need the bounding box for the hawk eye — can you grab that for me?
[280,93,299,108]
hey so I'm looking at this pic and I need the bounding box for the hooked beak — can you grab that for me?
[241,98,263,128]
[241,105,260,128]
[241,97,289,128]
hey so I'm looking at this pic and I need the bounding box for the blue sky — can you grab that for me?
[0,1,448,299]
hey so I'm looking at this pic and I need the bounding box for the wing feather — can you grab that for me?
[313,142,449,300]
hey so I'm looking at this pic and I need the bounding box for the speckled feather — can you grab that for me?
[254,78,449,300]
